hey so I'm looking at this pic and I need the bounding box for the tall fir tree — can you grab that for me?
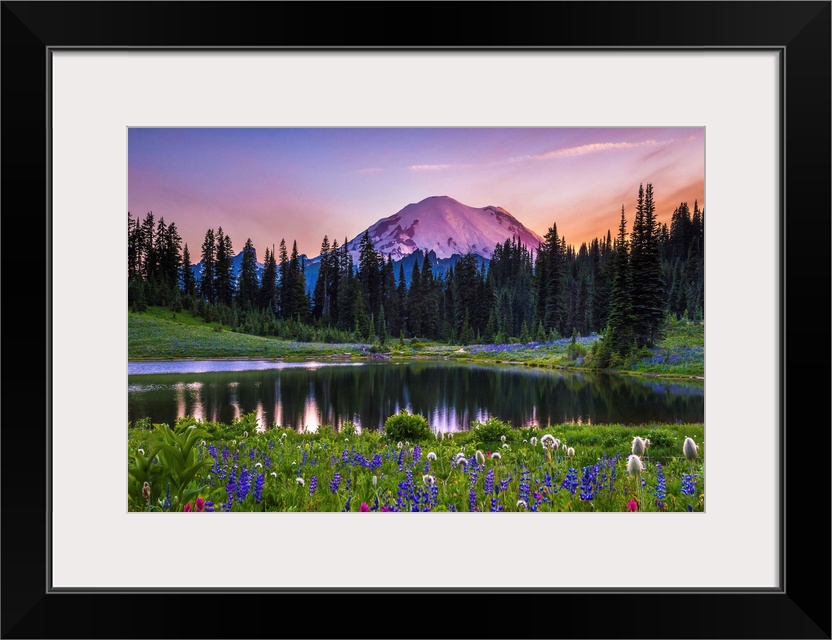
[238,238,259,309]
[200,228,216,304]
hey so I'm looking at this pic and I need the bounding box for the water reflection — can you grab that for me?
[128,360,704,432]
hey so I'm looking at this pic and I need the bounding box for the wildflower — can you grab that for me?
[195,496,206,512]
[309,475,318,495]
[330,472,342,493]
[475,450,485,465]
[491,452,501,460]
[243,431,248,438]
[627,454,644,478]
[141,482,151,500]
[422,475,435,486]
[567,447,575,458]
[683,437,698,462]
[372,475,377,487]
[137,448,145,455]
[281,432,288,438]
[632,436,647,457]
[183,502,192,512]
[359,502,370,512]
[427,452,437,461]
[448,433,453,439]
[437,431,444,441]
[530,437,538,446]
[255,462,262,468]
[562,444,567,452]
[502,444,509,449]
[397,442,403,450]
[540,434,556,449]
[500,435,507,443]
[296,477,305,487]
[517,500,528,509]
[627,500,638,512]
[270,472,277,477]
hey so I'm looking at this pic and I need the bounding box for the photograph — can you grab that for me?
[3,0,828,635]
[127,126,706,514]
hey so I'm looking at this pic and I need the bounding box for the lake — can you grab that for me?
[127,359,704,432]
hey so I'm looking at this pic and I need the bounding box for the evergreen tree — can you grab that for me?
[238,238,259,309]
[407,260,422,337]
[260,246,277,313]
[214,227,235,306]
[629,183,665,345]
[600,206,635,366]
[181,243,196,296]
[277,239,289,318]
[313,236,332,321]
[200,228,216,304]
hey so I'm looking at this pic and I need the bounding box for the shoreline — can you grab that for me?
[127,353,704,382]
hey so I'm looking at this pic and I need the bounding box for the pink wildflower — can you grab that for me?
[627,500,639,512]
[359,502,370,512]
[183,502,193,512]
[195,496,205,512]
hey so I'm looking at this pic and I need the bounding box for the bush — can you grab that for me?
[383,410,432,441]
[471,417,513,446]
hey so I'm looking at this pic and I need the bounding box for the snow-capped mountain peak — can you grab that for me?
[344,195,544,261]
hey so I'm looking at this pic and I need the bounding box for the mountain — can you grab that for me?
[342,195,544,262]
[191,196,543,295]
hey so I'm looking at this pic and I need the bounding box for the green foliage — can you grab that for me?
[471,417,514,446]
[383,410,432,441]
[128,420,214,511]
[341,421,358,436]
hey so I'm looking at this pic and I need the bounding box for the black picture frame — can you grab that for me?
[2,2,829,638]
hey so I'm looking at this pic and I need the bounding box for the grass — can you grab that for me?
[128,306,704,378]
[128,415,705,513]
[128,307,364,359]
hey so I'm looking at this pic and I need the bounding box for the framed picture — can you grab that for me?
[3,2,829,638]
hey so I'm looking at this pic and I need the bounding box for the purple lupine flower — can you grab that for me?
[309,475,318,495]
[653,462,667,508]
[330,472,342,493]
[254,473,265,503]
[562,468,579,495]
[681,473,696,496]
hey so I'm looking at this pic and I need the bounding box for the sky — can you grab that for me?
[128,127,704,260]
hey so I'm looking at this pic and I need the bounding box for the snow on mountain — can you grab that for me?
[342,195,544,262]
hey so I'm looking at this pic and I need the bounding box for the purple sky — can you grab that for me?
[128,127,704,259]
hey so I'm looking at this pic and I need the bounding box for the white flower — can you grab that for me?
[372,475,377,487]
[500,435,507,443]
[530,437,538,446]
[137,448,145,455]
[397,441,403,450]
[427,452,437,461]
[627,454,644,477]
[475,450,485,465]
[255,462,263,468]
[502,443,509,449]
[567,447,575,458]
[540,434,556,449]
[517,499,527,509]
[281,432,288,438]
[491,452,501,460]
[683,437,698,462]
[632,436,647,457]
[270,472,278,477]
[562,444,567,452]
[437,431,445,442]
[296,477,305,486]
[422,474,435,486]
[448,433,453,439]
[243,431,248,438]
